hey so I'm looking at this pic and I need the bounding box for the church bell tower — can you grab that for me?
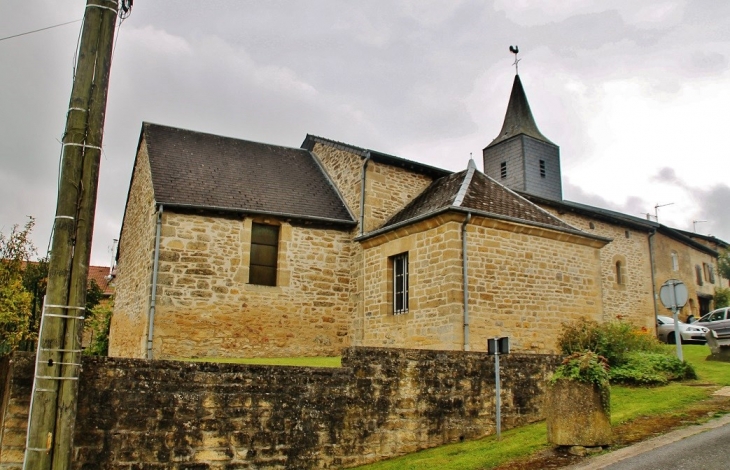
[483,73,562,201]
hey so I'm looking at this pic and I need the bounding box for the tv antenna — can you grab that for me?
[509,45,520,74]
[693,220,707,232]
[654,202,674,222]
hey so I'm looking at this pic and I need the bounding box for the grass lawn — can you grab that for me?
[354,344,728,470]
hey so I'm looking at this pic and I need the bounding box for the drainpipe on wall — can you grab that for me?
[648,229,659,320]
[147,204,163,360]
[462,212,472,351]
[360,151,371,236]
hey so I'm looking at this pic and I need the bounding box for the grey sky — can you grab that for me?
[1,0,728,265]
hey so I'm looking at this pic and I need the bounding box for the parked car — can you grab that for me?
[703,319,730,357]
[656,315,709,344]
[696,307,730,326]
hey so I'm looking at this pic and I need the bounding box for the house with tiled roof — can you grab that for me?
[110,73,727,359]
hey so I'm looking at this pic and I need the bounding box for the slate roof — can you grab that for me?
[377,160,593,239]
[142,123,355,225]
[486,74,555,149]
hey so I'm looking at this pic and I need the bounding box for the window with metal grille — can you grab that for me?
[500,162,507,179]
[539,159,546,178]
[392,252,409,315]
[249,223,279,286]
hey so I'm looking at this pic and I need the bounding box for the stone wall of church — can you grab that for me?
[539,209,656,330]
[144,213,354,359]
[361,214,605,353]
[361,216,465,350]
[364,162,434,232]
[109,140,157,358]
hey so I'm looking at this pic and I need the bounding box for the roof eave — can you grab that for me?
[356,206,610,244]
[159,203,357,228]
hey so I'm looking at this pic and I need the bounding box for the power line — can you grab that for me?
[0,19,81,43]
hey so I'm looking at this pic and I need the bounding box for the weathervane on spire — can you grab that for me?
[509,45,520,74]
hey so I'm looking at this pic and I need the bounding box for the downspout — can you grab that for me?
[360,151,371,236]
[147,204,163,359]
[462,212,472,351]
[648,229,659,320]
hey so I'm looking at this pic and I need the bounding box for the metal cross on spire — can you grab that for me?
[509,45,520,74]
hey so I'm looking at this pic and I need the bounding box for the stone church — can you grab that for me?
[109,74,727,359]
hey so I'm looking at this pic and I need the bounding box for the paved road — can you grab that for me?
[569,412,730,470]
[601,421,730,470]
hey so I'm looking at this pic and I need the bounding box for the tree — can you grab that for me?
[0,217,37,354]
[719,249,730,282]
[715,287,730,309]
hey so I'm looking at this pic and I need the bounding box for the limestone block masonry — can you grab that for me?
[0,349,560,469]
[109,138,157,357]
[149,213,354,359]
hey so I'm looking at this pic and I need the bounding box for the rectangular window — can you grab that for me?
[695,265,703,286]
[709,265,716,283]
[539,159,546,178]
[500,162,507,179]
[671,252,678,271]
[249,223,279,286]
[392,252,409,315]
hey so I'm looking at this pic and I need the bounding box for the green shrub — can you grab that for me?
[610,352,697,386]
[557,318,663,367]
[551,351,610,387]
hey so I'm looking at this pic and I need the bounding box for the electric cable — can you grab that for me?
[0,19,81,42]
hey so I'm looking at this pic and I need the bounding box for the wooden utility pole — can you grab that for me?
[23,1,119,469]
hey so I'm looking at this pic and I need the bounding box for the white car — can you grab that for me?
[656,315,709,344]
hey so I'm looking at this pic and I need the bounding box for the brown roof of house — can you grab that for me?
[378,160,590,237]
[87,265,114,296]
[143,123,355,226]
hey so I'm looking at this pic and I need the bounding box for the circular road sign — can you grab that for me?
[659,279,688,310]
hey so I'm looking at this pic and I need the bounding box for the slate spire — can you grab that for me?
[486,74,554,148]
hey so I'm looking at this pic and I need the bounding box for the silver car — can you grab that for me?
[696,307,730,326]
[656,315,709,344]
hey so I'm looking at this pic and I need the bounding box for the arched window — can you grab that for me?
[615,261,623,285]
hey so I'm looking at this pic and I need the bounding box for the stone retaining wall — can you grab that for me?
[0,348,559,469]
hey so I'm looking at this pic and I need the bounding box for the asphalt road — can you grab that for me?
[601,421,730,469]
[569,412,730,470]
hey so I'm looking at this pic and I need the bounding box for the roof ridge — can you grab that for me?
[453,159,477,207]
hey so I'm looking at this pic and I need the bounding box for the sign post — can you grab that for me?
[488,337,510,440]
[659,279,689,361]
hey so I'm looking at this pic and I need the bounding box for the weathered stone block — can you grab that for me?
[545,380,612,447]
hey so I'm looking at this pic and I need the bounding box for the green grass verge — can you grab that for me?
[177,356,342,368]
[355,344,726,470]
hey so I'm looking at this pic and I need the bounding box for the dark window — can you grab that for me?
[249,223,279,286]
[625,230,630,239]
[392,253,409,315]
[500,162,507,179]
[539,159,546,178]
[695,265,703,286]
[615,261,623,285]
[589,222,595,230]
